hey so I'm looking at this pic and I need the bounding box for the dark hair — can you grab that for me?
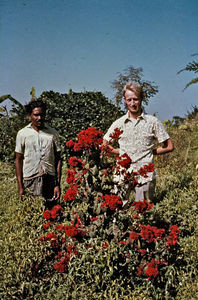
[25,100,47,115]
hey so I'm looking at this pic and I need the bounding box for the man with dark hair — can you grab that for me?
[15,100,62,207]
[103,81,174,203]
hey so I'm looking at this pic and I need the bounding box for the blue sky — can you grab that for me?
[0,0,197,120]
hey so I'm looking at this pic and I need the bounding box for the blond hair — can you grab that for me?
[123,81,144,100]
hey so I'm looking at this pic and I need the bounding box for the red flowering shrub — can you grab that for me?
[38,126,182,298]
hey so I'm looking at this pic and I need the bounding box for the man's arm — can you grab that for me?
[54,151,62,200]
[153,138,174,155]
[15,152,25,196]
[102,139,120,155]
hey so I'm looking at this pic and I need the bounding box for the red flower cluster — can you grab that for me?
[137,259,168,279]
[68,156,85,168]
[43,205,63,220]
[66,168,76,184]
[66,139,75,148]
[140,225,165,243]
[54,244,78,273]
[145,259,168,279]
[100,194,123,211]
[64,215,86,239]
[109,127,123,140]
[116,153,131,169]
[129,231,139,241]
[138,163,155,177]
[132,200,153,213]
[63,184,78,202]
[166,225,180,246]
[43,232,58,241]
[66,127,103,152]
[42,221,53,230]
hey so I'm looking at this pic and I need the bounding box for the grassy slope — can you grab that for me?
[0,120,197,299]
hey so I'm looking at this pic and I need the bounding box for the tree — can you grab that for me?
[111,66,158,108]
[177,54,198,90]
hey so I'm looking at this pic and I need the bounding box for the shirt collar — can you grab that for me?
[124,111,146,123]
[27,123,48,129]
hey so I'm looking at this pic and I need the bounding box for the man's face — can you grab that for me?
[29,107,46,130]
[124,89,142,117]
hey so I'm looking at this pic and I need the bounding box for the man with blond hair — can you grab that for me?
[103,81,174,203]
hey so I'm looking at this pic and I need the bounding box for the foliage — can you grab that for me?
[0,111,197,299]
[177,54,198,90]
[0,90,123,161]
[111,66,158,107]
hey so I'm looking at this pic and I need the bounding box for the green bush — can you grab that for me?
[0,90,123,161]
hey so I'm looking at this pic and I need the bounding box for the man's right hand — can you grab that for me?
[18,186,25,196]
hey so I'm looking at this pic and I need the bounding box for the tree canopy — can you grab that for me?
[111,66,158,108]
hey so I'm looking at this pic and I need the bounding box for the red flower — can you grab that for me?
[109,128,123,140]
[100,194,122,211]
[137,265,144,276]
[140,225,165,243]
[166,225,180,246]
[56,224,65,232]
[43,210,51,220]
[66,168,76,184]
[132,200,153,213]
[129,232,139,241]
[102,241,109,249]
[137,163,155,178]
[64,184,78,202]
[73,127,103,152]
[90,216,98,222]
[64,225,78,237]
[44,232,58,241]
[68,157,85,168]
[139,249,147,256]
[116,153,131,169]
[42,221,53,230]
[54,255,70,273]
[119,241,127,245]
[66,139,75,148]
[145,259,160,279]
[50,205,63,219]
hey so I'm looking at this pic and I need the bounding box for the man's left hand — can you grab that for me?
[54,186,61,200]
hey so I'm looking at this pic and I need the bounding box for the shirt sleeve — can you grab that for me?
[103,121,121,142]
[153,119,170,143]
[15,130,25,154]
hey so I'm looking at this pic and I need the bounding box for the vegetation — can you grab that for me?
[111,66,158,107]
[0,90,123,161]
[177,54,198,90]
[0,111,197,299]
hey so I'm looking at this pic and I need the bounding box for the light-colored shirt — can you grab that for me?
[15,123,61,178]
[104,112,170,184]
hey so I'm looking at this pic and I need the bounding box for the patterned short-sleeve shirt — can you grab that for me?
[104,112,170,183]
[15,123,61,178]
